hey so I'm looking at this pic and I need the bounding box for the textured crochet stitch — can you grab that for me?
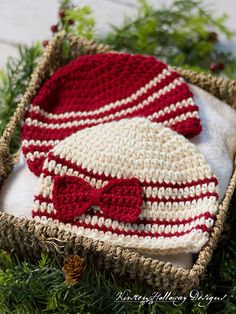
[33,118,218,255]
[21,53,202,176]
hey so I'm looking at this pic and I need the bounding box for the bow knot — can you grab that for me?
[90,188,101,207]
[52,175,143,223]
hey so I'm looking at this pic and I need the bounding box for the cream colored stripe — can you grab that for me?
[25,77,185,129]
[33,202,215,234]
[26,151,48,161]
[148,98,194,119]
[34,216,210,253]
[163,111,199,126]
[22,139,60,147]
[28,68,172,119]
[78,214,214,234]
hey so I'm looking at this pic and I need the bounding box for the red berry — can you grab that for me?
[59,9,65,18]
[209,63,219,72]
[68,19,74,25]
[50,24,58,33]
[42,40,49,47]
[218,63,225,71]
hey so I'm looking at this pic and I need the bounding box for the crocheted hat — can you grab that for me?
[21,53,202,176]
[33,118,218,254]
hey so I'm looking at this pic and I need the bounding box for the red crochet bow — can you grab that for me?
[52,176,143,223]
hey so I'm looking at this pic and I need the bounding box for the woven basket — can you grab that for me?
[0,32,235,295]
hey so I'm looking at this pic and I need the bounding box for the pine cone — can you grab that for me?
[62,255,86,285]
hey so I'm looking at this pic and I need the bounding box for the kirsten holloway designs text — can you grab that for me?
[115,289,227,307]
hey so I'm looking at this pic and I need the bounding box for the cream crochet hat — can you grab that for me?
[33,118,219,254]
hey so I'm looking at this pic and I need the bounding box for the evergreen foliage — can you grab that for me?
[0,44,42,151]
[103,0,236,78]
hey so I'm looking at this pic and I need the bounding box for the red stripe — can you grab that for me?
[94,210,214,225]
[147,191,218,202]
[21,123,88,141]
[44,153,218,189]
[66,222,210,238]
[32,208,211,238]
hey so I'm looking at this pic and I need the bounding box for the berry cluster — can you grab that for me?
[42,8,74,47]
[206,32,226,73]
[209,62,225,73]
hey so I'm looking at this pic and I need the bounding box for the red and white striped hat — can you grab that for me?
[21,53,202,177]
[33,118,218,254]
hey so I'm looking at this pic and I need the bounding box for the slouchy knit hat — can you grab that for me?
[21,53,202,177]
[33,118,218,254]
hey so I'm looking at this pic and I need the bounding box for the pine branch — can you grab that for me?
[0,43,42,152]
[101,0,236,78]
